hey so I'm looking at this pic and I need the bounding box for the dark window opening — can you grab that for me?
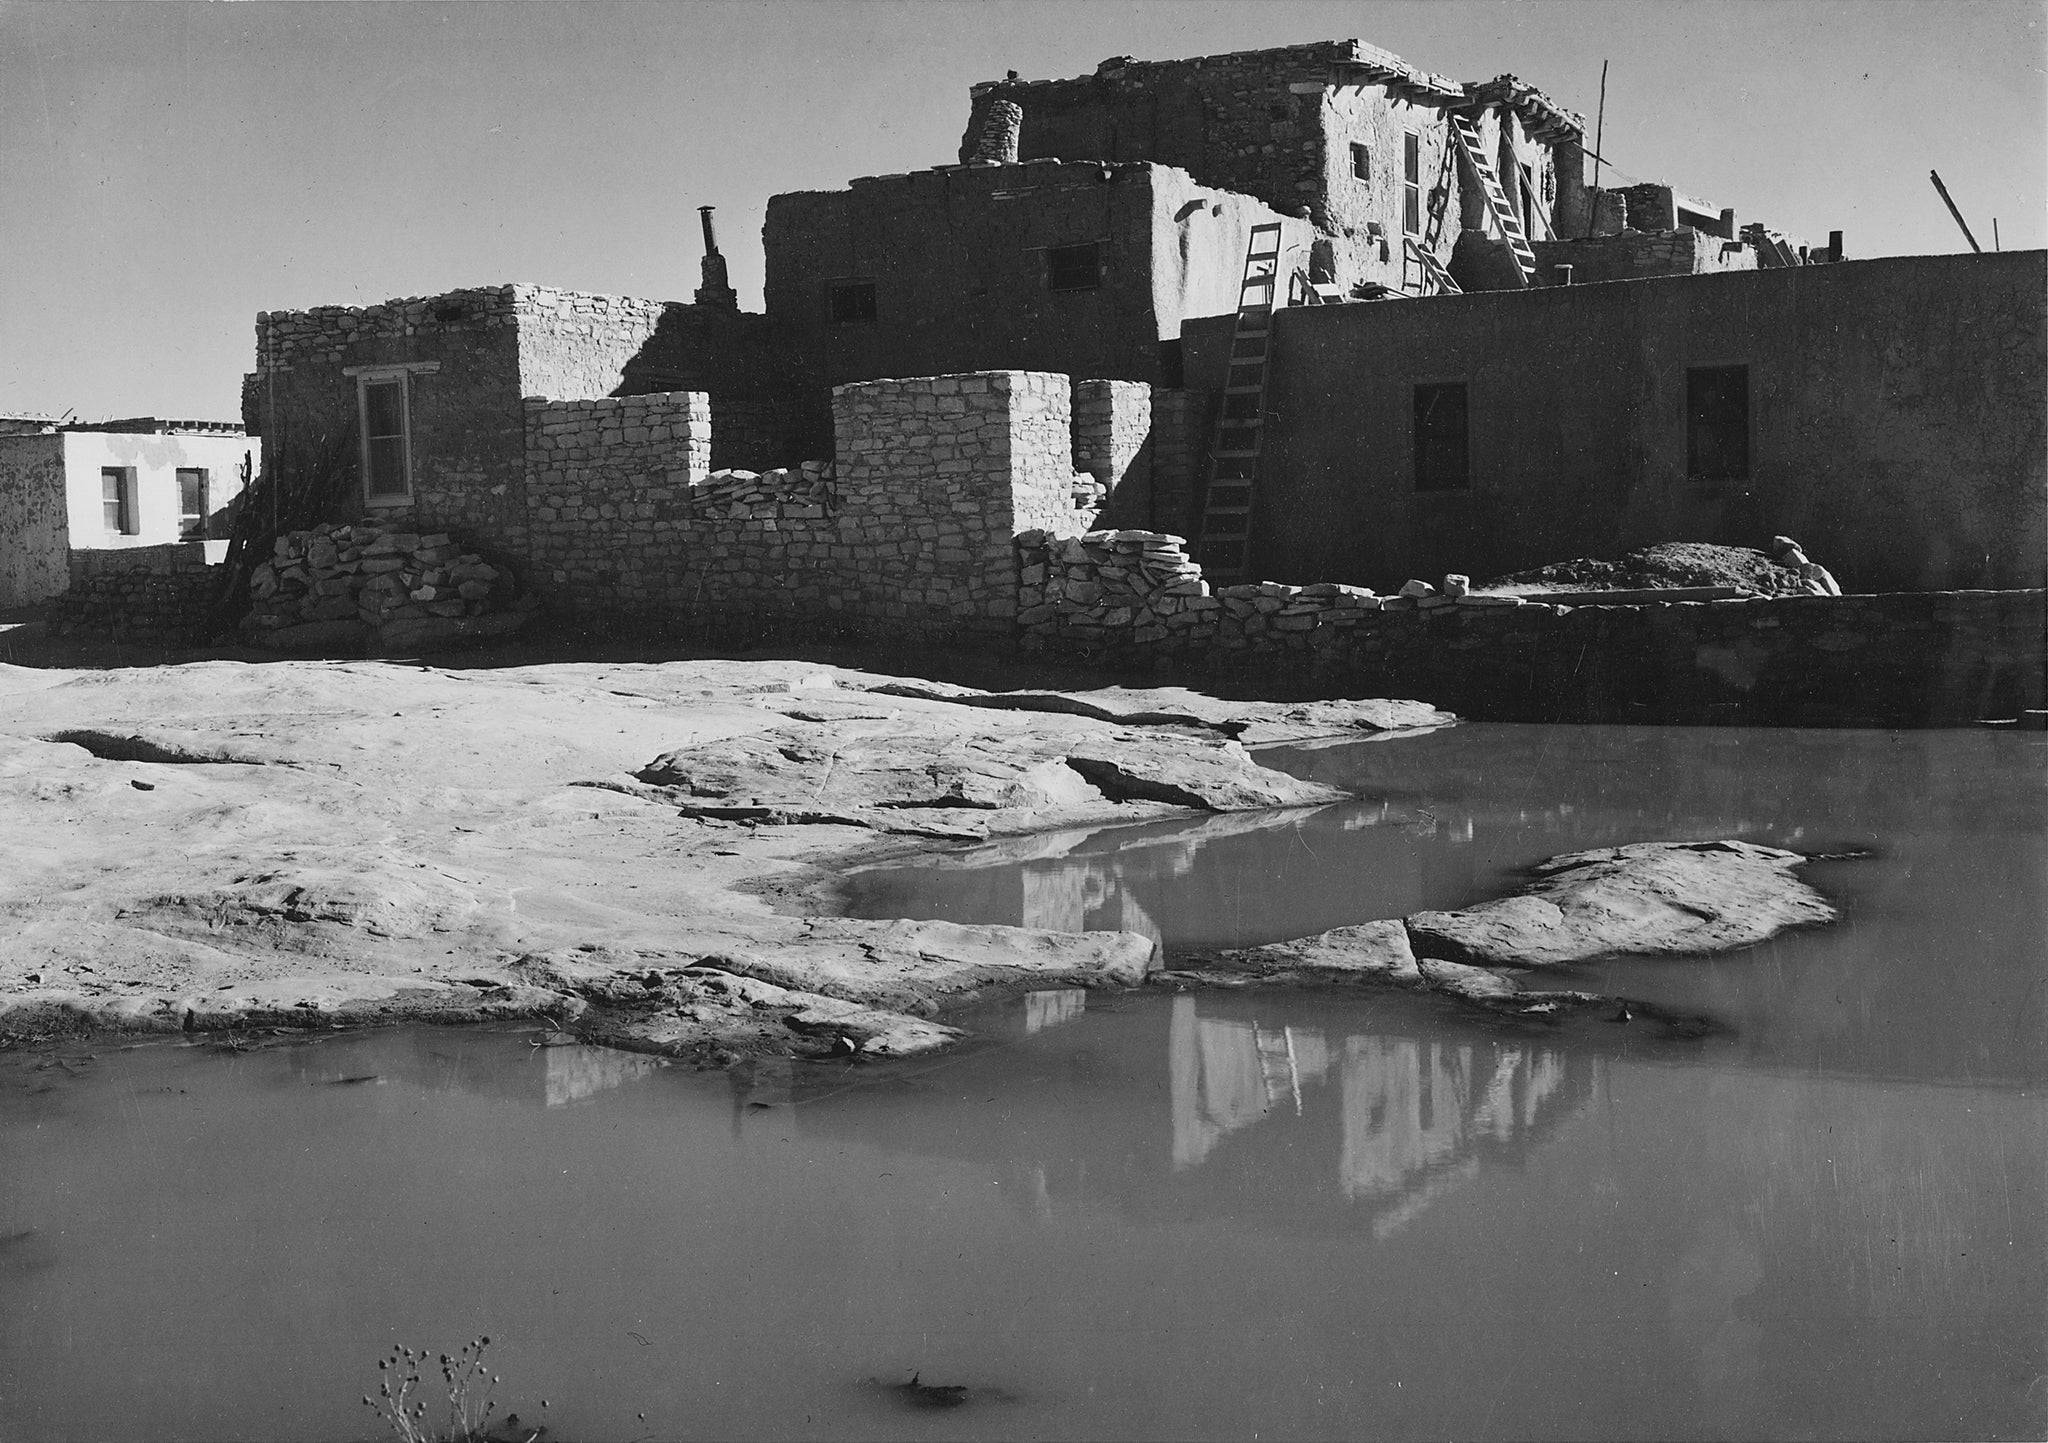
[1414,383,1470,491]
[101,467,134,535]
[177,468,208,540]
[1269,103,1291,121]
[1350,142,1371,182]
[1402,132,1422,236]
[1046,242,1101,292]
[361,376,410,501]
[1686,365,1749,481]
[828,280,876,324]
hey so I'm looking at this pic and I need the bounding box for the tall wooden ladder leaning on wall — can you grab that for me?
[1448,113,1538,286]
[1196,222,1284,585]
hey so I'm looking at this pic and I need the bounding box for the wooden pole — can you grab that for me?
[1929,169,1982,253]
[1585,60,1608,239]
[1993,218,2001,251]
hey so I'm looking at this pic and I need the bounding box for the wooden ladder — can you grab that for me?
[1196,222,1283,584]
[1406,236,1462,296]
[1448,114,1538,286]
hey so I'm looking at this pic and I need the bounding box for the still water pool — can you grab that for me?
[2,725,2043,1441]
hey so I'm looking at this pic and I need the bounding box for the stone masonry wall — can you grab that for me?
[1531,228,1757,286]
[1147,387,1203,539]
[833,370,1081,637]
[524,392,712,616]
[49,544,222,646]
[1073,379,1153,528]
[516,372,1088,642]
[1014,529,2045,726]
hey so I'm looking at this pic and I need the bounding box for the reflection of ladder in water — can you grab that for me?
[1253,1022,1303,1115]
[1195,223,1283,584]
[1448,113,1537,286]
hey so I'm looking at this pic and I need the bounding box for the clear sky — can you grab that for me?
[2,0,2042,422]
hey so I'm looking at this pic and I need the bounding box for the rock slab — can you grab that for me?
[1405,840,1835,967]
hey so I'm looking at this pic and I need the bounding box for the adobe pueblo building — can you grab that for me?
[71,37,2040,721]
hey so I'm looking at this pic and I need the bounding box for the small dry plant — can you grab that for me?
[363,1337,516,1443]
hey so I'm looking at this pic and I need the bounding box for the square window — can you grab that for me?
[1350,142,1371,182]
[358,374,412,503]
[1046,242,1101,292]
[1402,133,1422,236]
[177,468,209,540]
[1414,383,1470,491]
[828,280,877,324]
[101,467,136,535]
[1686,366,1749,481]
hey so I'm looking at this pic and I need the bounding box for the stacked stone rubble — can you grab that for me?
[242,522,514,635]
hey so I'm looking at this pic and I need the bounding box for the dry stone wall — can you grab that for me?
[239,520,527,652]
[1015,528,2044,725]
[49,545,221,646]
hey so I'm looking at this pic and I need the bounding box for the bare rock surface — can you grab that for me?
[863,680,1455,745]
[1405,840,1835,967]
[1157,839,1841,1036]
[0,656,1390,1063]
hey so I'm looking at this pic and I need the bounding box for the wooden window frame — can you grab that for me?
[1413,381,1471,492]
[101,466,136,535]
[356,369,414,507]
[1350,142,1371,182]
[1402,132,1422,236]
[176,467,209,540]
[1045,242,1102,293]
[1685,365,1750,483]
[828,279,877,324]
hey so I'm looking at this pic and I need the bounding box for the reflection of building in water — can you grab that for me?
[1170,995,1333,1168]
[1024,988,1088,1034]
[544,1045,666,1107]
[1170,995,1591,1232]
[1022,861,1163,951]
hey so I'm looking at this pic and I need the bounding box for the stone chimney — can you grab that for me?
[967,97,1024,165]
[694,205,738,310]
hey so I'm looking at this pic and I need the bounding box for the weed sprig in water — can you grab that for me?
[362,1336,517,1443]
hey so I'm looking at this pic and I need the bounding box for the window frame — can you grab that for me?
[1684,364,1750,483]
[827,279,877,325]
[1045,242,1103,293]
[101,466,137,536]
[176,467,209,541]
[1412,381,1471,493]
[356,369,414,506]
[1402,132,1422,236]
[1350,141,1371,183]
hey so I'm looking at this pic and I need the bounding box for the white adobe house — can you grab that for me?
[0,418,259,607]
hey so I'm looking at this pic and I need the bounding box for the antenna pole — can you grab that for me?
[1929,170,1982,253]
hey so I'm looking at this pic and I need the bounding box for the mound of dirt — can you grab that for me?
[1481,542,1812,596]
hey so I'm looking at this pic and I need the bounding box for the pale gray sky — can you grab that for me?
[3,0,2042,421]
